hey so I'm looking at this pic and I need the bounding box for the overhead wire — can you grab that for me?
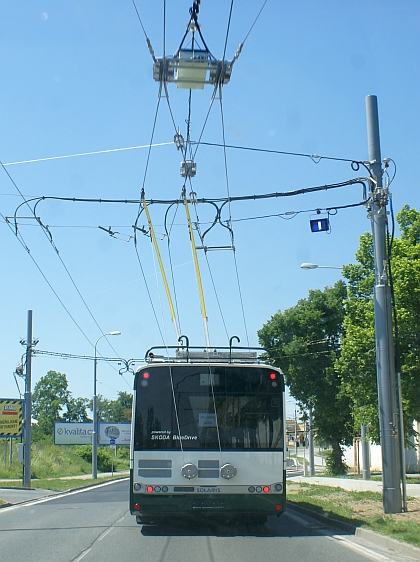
[2,142,173,167]
[222,0,235,61]
[133,226,167,345]
[190,141,362,165]
[241,0,268,46]
[1,162,122,364]
[217,83,250,346]
[3,1,372,360]
[1,210,96,348]
[164,202,183,336]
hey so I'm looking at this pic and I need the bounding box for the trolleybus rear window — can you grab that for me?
[133,365,283,451]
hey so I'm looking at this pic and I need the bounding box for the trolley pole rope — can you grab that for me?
[183,189,211,349]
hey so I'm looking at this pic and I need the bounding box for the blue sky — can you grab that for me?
[1,1,419,414]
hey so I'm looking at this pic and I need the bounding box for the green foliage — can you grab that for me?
[0,476,126,492]
[323,449,348,476]
[87,391,133,423]
[74,445,113,472]
[0,441,91,479]
[287,482,420,547]
[258,281,353,474]
[338,205,420,442]
[32,371,71,437]
[32,371,90,440]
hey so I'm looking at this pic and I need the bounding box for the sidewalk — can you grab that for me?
[288,474,420,498]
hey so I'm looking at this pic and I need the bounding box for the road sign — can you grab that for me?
[109,438,116,445]
[0,399,23,437]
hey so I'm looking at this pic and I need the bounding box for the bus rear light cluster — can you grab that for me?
[247,483,283,494]
[146,485,169,493]
[248,486,270,493]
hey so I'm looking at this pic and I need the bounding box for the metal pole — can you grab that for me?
[92,331,121,478]
[366,95,401,513]
[92,350,98,479]
[309,406,315,476]
[23,310,32,488]
[361,424,371,480]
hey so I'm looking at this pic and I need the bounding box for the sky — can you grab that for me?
[1,0,419,417]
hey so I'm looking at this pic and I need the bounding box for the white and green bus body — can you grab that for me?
[130,349,286,524]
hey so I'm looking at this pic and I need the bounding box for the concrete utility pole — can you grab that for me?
[361,424,371,480]
[366,95,401,513]
[23,310,33,489]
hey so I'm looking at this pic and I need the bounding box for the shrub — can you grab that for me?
[323,450,348,476]
[74,445,113,473]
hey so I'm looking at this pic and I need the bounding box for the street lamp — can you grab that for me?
[92,331,121,479]
[300,263,342,270]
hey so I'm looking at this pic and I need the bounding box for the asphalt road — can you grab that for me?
[0,479,415,562]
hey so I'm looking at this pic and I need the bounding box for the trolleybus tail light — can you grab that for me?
[142,372,150,379]
[134,503,141,511]
[269,373,277,380]
[275,504,282,511]
[133,483,142,491]
[263,486,270,493]
[146,486,154,493]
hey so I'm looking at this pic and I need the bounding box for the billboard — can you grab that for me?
[98,423,131,445]
[0,399,23,437]
[54,422,93,445]
[54,422,131,445]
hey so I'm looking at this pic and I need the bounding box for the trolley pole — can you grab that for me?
[23,310,33,489]
[366,95,401,513]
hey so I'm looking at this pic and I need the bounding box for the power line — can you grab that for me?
[1,167,123,362]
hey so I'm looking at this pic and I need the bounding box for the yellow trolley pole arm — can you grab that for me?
[183,191,211,349]
[142,194,180,341]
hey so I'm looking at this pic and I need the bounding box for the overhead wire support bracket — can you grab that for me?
[153,1,233,89]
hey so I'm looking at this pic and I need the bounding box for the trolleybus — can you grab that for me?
[130,345,286,524]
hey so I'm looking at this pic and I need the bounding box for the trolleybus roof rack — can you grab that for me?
[144,338,273,365]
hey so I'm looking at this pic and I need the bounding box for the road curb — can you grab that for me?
[355,528,420,561]
[287,502,420,561]
[0,502,12,510]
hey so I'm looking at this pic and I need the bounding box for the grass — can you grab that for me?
[287,480,420,548]
[0,441,129,480]
[0,475,127,493]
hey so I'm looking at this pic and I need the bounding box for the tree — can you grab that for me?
[88,392,133,422]
[258,281,353,474]
[32,370,90,440]
[108,391,133,422]
[63,397,90,423]
[32,371,71,438]
[338,205,420,442]
[88,394,113,422]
